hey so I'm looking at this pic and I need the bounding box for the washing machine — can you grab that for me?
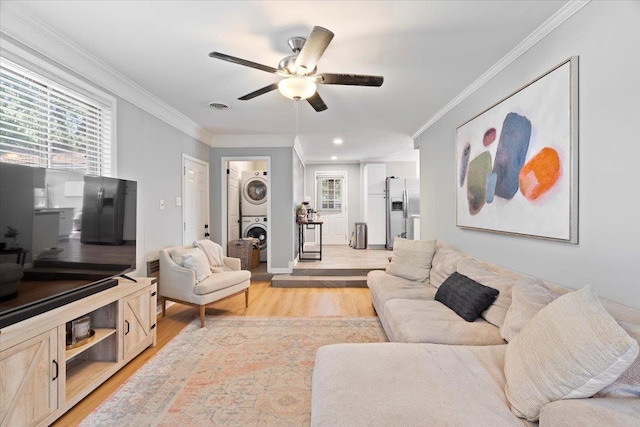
[241,170,268,216]
[241,216,268,262]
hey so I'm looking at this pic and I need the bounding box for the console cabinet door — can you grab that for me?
[0,329,58,427]
[123,288,152,359]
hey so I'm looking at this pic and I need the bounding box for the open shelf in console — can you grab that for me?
[65,300,118,401]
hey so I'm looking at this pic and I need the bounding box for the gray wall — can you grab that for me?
[305,163,362,243]
[211,147,294,271]
[116,100,210,271]
[0,36,212,274]
[418,1,640,309]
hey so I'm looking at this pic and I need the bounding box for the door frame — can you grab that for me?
[220,156,271,270]
[313,170,349,245]
[182,154,210,245]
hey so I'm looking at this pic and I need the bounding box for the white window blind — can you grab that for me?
[0,58,113,176]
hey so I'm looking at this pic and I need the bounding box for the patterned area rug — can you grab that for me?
[80,317,387,426]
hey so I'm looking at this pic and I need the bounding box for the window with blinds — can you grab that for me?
[318,177,343,210]
[0,58,113,176]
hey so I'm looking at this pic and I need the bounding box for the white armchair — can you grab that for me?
[159,245,251,327]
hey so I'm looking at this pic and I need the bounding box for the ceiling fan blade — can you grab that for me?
[307,92,328,112]
[238,83,279,100]
[317,73,384,86]
[295,26,334,74]
[209,52,278,74]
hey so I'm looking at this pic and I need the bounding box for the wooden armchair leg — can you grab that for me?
[199,305,205,328]
[162,297,166,317]
[245,288,250,307]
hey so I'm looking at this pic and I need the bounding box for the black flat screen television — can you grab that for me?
[0,162,137,328]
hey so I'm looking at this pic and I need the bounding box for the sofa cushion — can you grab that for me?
[435,272,499,322]
[181,248,211,283]
[385,238,436,282]
[539,397,640,427]
[367,270,436,313]
[457,257,521,328]
[312,343,532,427]
[594,318,640,398]
[430,244,468,288]
[504,286,639,422]
[500,277,559,342]
[383,299,505,345]
[193,270,251,295]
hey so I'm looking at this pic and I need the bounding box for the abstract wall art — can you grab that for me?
[456,57,578,243]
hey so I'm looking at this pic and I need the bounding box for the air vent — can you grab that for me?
[208,102,230,110]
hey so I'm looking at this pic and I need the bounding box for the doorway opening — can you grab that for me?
[314,171,348,246]
[221,157,271,273]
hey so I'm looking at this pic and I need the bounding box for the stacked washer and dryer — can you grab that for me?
[240,170,268,262]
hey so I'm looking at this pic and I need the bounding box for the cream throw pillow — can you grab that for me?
[181,248,212,283]
[386,238,436,282]
[500,277,559,342]
[504,286,639,421]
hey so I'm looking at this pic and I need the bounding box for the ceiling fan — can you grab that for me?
[209,26,384,112]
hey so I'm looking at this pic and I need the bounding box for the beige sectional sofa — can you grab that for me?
[311,242,640,426]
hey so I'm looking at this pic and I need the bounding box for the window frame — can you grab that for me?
[0,41,117,176]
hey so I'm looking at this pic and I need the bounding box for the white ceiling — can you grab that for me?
[2,1,567,163]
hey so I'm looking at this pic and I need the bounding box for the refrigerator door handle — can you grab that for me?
[403,189,408,219]
[97,187,104,214]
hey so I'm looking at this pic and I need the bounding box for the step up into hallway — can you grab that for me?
[272,245,393,288]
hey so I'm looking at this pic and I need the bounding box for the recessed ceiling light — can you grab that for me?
[331,156,338,160]
[333,138,343,145]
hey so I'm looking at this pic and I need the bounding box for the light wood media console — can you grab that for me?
[0,277,157,427]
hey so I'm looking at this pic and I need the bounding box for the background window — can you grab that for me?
[318,177,343,210]
[0,58,113,176]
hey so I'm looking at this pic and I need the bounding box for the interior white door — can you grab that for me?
[227,163,240,241]
[183,156,209,245]
[316,173,348,245]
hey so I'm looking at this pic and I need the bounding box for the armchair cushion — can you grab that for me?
[194,270,251,295]
[180,248,212,283]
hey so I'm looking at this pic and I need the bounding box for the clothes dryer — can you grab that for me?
[241,216,267,262]
[240,170,268,216]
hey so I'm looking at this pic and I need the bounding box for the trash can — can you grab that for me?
[354,222,368,249]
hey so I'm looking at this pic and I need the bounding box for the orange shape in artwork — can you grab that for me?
[519,147,561,200]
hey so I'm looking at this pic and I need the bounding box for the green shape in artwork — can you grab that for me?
[467,151,492,215]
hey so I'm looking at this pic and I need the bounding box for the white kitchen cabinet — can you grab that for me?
[364,164,386,195]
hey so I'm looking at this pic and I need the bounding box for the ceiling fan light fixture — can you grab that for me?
[278,77,316,100]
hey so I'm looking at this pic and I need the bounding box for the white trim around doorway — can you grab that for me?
[220,156,272,272]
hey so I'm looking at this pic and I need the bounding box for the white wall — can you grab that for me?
[418,1,640,309]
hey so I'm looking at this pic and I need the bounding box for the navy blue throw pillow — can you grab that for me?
[435,272,499,322]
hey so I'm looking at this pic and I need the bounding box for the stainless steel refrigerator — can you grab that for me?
[386,177,420,250]
[81,176,126,244]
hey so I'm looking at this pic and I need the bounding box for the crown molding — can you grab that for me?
[0,2,215,146]
[212,134,295,147]
[412,0,590,139]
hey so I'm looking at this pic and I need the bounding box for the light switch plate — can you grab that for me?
[176,197,182,207]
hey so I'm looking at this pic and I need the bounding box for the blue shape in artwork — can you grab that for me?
[492,112,531,199]
[486,172,497,204]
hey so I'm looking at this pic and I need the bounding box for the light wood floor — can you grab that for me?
[53,281,375,426]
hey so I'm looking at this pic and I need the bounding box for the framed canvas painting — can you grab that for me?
[456,56,578,243]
